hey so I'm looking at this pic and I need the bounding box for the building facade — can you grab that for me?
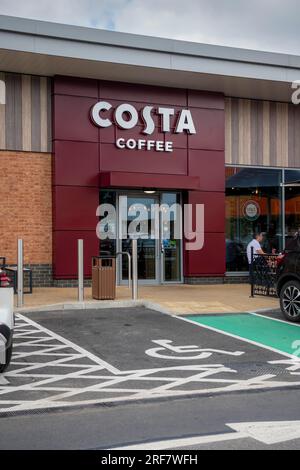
[0,16,299,287]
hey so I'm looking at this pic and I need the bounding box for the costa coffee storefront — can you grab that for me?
[1,16,300,287]
[53,77,225,284]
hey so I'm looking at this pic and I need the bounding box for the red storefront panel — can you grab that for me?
[184,190,225,277]
[99,81,187,106]
[53,77,226,279]
[53,231,99,278]
[100,144,188,175]
[189,150,225,193]
[188,109,225,150]
[184,233,226,276]
[54,95,99,142]
[188,191,225,233]
[54,76,98,98]
[54,141,99,187]
[53,186,99,231]
[188,90,225,109]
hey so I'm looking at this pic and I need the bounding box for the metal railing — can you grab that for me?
[250,248,279,298]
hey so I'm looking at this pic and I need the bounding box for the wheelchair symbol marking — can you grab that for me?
[145,340,245,361]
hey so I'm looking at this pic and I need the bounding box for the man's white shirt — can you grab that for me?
[247,239,262,264]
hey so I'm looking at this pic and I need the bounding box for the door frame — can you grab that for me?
[116,190,184,286]
[159,192,184,285]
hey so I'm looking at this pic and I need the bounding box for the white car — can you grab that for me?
[0,283,14,373]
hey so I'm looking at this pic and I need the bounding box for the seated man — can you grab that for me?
[247,232,266,266]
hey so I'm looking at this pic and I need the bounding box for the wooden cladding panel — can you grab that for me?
[226,97,300,168]
[0,73,51,153]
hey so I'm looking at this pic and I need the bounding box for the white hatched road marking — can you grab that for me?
[0,314,300,414]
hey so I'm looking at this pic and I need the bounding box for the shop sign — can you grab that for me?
[91,101,196,153]
[243,200,260,221]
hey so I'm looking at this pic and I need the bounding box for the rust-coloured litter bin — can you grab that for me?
[92,257,116,300]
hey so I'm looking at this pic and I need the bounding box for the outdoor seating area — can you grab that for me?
[5,267,33,295]
[0,256,33,294]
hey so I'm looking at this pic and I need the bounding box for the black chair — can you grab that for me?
[0,257,6,269]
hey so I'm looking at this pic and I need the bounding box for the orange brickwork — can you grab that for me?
[0,151,52,265]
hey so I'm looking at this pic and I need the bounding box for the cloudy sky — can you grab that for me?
[0,0,299,54]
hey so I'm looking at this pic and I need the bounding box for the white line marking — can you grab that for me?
[175,315,299,360]
[150,366,236,393]
[17,314,120,374]
[110,432,244,450]
[0,376,9,385]
[110,420,300,449]
[145,339,244,360]
[250,311,300,328]
[3,379,300,414]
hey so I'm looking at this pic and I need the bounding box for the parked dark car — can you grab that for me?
[276,234,300,322]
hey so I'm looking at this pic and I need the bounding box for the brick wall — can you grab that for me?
[185,276,249,285]
[0,150,52,265]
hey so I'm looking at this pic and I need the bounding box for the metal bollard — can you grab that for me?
[132,239,138,301]
[17,239,24,308]
[78,240,84,303]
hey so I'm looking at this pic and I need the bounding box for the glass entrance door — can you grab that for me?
[117,192,182,285]
[119,194,160,284]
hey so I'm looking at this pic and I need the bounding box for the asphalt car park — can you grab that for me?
[1,307,300,416]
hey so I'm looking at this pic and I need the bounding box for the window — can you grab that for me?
[226,167,283,272]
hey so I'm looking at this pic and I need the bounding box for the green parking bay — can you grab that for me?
[187,314,300,357]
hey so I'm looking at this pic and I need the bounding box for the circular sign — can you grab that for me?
[243,201,260,221]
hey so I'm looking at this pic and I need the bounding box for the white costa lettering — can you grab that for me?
[91,102,196,135]
[91,101,197,153]
[141,106,155,135]
[175,110,196,134]
[158,107,175,133]
[91,101,112,127]
[114,103,139,130]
